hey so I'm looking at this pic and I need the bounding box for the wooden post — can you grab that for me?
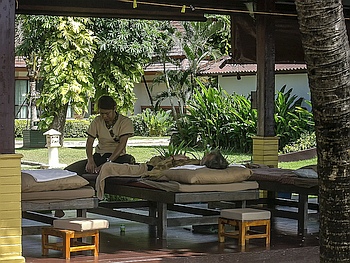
[254,0,278,167]
[0,0,15,154]
[0,154,25,263]
[256,0,275,137]
[0,1,24,262]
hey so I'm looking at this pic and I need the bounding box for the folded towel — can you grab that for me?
[96,163,148,199]
[21,169,77,182]
[170,165,205,170]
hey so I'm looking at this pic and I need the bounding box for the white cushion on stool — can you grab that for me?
[53,218,109,232]
[220,208,271,221]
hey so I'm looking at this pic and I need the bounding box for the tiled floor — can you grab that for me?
[22,202,320,263]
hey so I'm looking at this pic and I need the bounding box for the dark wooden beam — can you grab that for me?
[0,0,15,154]
[256,0,275,137]
[16,0,207,21]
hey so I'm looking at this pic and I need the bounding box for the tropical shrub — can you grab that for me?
[170,115,199,148]
[130,115,148,136]
[282,131,316,153]
[15,119,28,138]
[225,93,257,152]
[15,119,90,138]
[63,119,90,138]
[178,81,257,152]
[173,81,314,153]
[275,85,314,150]
[186,84,233,148]
[155,141,189,158]
[131,108,173,137]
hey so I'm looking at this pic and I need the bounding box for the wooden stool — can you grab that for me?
[42,218,109,259]
[218,208,271,248]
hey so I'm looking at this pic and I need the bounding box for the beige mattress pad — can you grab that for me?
[139,180,259,192]
[21,186,95,201]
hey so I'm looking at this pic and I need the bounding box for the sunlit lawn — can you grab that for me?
[16,142,316,170]
[16,145,251,166]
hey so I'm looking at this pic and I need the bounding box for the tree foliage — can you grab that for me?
[275,85,314,149]
[16,15,96,135]
[16,16,168,133]
[152,18,224,120]
[39,17,96,129]
[90,18,170,113]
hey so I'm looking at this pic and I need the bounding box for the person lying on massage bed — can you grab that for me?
[65,95,135,175]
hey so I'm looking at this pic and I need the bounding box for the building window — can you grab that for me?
[15,80,29,119]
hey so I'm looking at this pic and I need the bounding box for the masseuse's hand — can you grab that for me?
[86,159,98,174]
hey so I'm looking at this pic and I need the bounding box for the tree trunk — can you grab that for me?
[295,1,350,262]
[49,104,68,146]
[29,80,39,129]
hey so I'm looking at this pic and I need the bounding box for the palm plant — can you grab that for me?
[275,85,314,150]
[178,19,223,93]
[152,18,224,120]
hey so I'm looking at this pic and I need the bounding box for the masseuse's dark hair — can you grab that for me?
[97,95,116,110]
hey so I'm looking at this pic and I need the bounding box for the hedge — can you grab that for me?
[15,119,90,138]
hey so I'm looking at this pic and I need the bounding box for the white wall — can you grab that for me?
[219,73,311,109]
[133,79,174,114]
[133,72,310,114]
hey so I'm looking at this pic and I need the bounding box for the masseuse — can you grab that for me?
[65,95,135,175]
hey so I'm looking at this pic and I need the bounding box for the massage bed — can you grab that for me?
[248,167,319,238]
[21,169,98,235]
[83,163,260,239]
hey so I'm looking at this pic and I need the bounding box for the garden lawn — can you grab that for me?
[16,145,316,169]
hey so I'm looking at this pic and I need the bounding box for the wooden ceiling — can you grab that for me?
[15,1,350,63]
[15,0,301,20]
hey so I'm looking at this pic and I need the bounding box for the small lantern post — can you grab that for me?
[43,129,66,168]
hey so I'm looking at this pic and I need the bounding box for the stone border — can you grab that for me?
[278,148,317,162]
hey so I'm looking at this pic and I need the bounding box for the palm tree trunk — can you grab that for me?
[295,1,350,262]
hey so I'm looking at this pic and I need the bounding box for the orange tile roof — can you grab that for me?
[198,56,307,76]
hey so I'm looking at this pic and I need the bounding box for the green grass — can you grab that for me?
[16,146,251,166]
[17,146,158,166]
[279,157,317,170]
[38,136,171,142]
[16,143,316,170]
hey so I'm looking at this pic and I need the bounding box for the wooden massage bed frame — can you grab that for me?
[254,180,318,238]
[22,196,99,235]
[85,176,260,240]
[247,168,319,239]
[22,197,99,236]
[21,171,99,236]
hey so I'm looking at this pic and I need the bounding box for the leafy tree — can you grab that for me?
[16,15,48,129]
[90,18,169,113]
[39,17,96,136]
[16,15,96,138]
[206,14,231,55]
[16,16,168,137]
[152,18,224,118]
[176,18,223,94]
[151,22,190,120]
[295,0,350,262]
